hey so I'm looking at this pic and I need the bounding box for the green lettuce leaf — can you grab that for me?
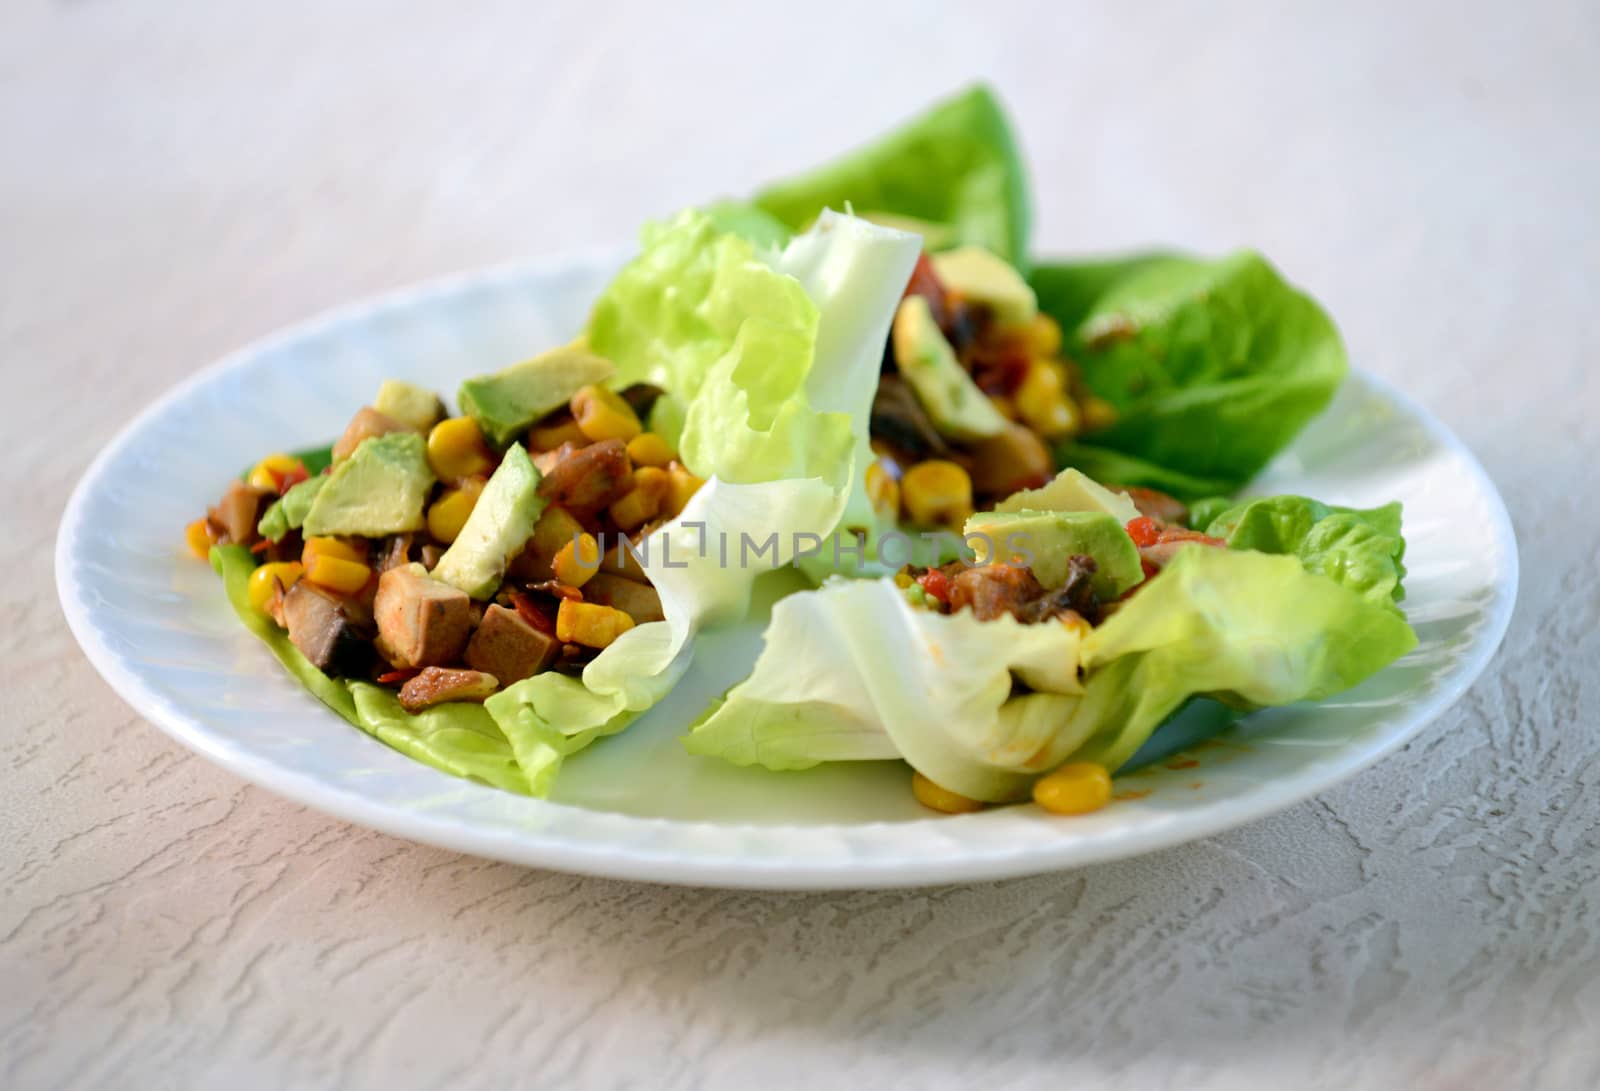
[1199,495,1408,606]
[749,84,1031,265]
[1034,251,1348,498]
[488,210,922,788]
[1068,546,1417,770]
[686,578,1087,802]
[686,546,1415,799]
[210,545,535,794]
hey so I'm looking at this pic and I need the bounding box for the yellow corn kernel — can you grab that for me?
[662,462,704,520]
[1015,360,1079,439]
[301,536,363,569]
[555,599,635,649]
[1022,314,1063,357]
[247,561,304,614]
[1032,762,1113,816]
[305,554,372,595]
[1080,395,1118,432]
[247,453,306,493]
[529,416,589,452]
[426,478,485,544]
[911,771,985,814]
[426,416,495,481]
[626,432,676,468]
[865,459,900,521]
[608,465,668,531]
[552,532,601,588]
[184,518,216,560]
[900,460,973,530]
[571,384,641,443]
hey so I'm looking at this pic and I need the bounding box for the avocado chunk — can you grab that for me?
[994,468,1141,525]
[930,245,1037,327]
[303,432,435,538]
[373,379,445,433]
[890,296,1008,442]
[965,509,1143,598]
[257,474,328,542]
[458,344,615,449]
[432,443,547,599]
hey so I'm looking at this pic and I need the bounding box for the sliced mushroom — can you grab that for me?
[398,667,498,712]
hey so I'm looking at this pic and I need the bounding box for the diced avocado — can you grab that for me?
[373,379,445,433]
[303,432,435,538]
[257,475,328,542]
[432,443,547,600]
[994,468,1141,524]
[457,343,615,449]
[930,245,1037,327]
[890,296,1008,442]
[965,509,1144,598]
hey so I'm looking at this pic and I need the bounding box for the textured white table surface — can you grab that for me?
[5,2,1597,1088]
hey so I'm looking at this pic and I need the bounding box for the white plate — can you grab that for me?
[55,251,1518,889]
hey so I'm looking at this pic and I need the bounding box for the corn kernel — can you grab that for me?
[571,384,641,443]
[865,459,900,521]
[302,536,363,569]
[1032,762,1113,816]
[911,771,985,814]
[529,416,589,452]
[247,561,304,615]
[1015,361,1079,439]
[626,432,676,468]
[988,393,1018,420]
[184,518,216,560]
[426,417,495,481]
[662,462,704,520]
[608,465,668,531]
[247,453,307,493]
[1080,395,1118,432]
[305,554,372,594]
[552,532,601,588]
[555,599,635,648]
[900,460,973,530]
[1023,314,1063,357]
[426,478,485,544]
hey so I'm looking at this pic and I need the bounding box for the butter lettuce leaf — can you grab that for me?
[1034,251,1347,498]
[749,84,1031,265]
[489,210,921,790]
[1199,494,1408,606]
[686,578,1087,803]
[210,545,534,794]
[685,547,1415,799]
[1068,546,1417,770]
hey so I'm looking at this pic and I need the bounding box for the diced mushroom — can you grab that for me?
[966,422,1052,497]
[463,604,561,684]
[946,563,1048,622]
[535,439,633,512]
[210,480,266,546]
[376,534,413,573]
[398,667,498,712]
[580,572,664,624]
[281,580,371,674]
[332,407,412,461]
[373,563,473,669]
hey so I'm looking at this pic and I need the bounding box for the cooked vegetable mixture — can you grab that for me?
[191,84,1420,817]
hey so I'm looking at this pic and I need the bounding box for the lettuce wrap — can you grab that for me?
[687,513,1417,801]
[214,209,919,795]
